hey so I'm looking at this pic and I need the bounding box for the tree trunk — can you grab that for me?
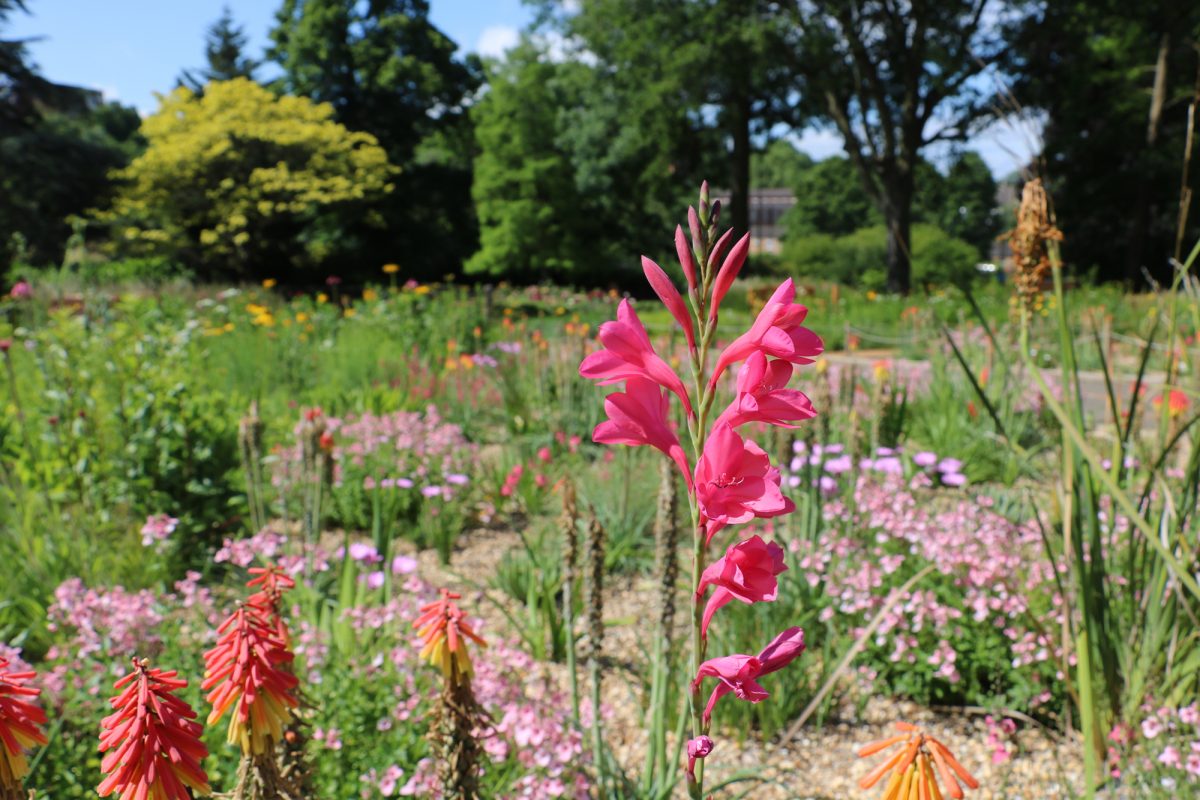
[884,176,913,294]
[729,90,752,240]
[1125,32,1170,285]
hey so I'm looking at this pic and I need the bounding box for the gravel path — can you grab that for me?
[411,527,1085,799]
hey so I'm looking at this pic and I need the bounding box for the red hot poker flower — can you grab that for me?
[246,563,296,643]
[202,606,299,755]
[858,722,979,800]
[0,657,47,791]
[97,658,211,800]
[414,589,487,679]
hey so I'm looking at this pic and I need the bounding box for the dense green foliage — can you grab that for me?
[97,79,395,279]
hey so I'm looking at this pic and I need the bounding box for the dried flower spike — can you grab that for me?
[858,722,979,800]
[414,589,487,679]
[1006,177,1063,310]
[203,606,300,755]
[0,657,47,793]
[97,657,210,800]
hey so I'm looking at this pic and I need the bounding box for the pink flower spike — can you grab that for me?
[642,256,695,351]
[707,228,734,273]
[580,299,693,416]
[675,225,697,293]
[693,627,805,723]
[695,424,793,543]
[709,232,750,323]
[697,535,787,638]
[710,279,823,388]
[593,378,693,487]
[714,351,816,430]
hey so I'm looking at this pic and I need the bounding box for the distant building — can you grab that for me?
[711,188,796,254]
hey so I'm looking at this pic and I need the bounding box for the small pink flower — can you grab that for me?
[692,626,804,723]
[696,536,787,638]
[1160,745,1182,768]
[140,514,179,547]
[1142,717,1163,739]
[536,446,552,463]
[695,424,792,542]
[580,299,693,416]
[8,281,30,300]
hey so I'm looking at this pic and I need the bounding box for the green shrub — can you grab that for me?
[781,223,981,289]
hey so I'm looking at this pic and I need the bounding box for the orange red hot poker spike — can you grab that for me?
[413,589,487,679]
[97,658,211,800]
[857,723,979,800]
[0,657,47,791]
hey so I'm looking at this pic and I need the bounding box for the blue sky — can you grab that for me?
[7,1,1036,177]
[7,0,532,111]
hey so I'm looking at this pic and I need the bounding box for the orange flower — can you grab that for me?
[1153,389,1189,418]
[414,589,487,678]
[858,722,979,800]
[0,657,47,790]
[382,263,400,274]
[202,607,299,755]
[98,658,210,800]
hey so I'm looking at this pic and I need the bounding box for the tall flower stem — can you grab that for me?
[684,194,719,800]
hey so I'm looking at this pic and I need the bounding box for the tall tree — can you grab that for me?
[792,0,1008,293]
[545,0,800,238]
[179,6,261,92]
[751,139,813,190]
[467,41,599,280]
[1006,0,1200,283]
[269,0,481,277]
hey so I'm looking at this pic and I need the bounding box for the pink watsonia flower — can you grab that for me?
[708,232,751,323]
[692,627,805,723]
[695,424,793,543]
[642,256,695,352]
[580,299,693,416]
[593,378,693,486]
[686,735,714,779]
[713,351,816,430]
[675,225,698,294]
[696,535,787,638]
[8,281,30,300]
[710,279,823,389]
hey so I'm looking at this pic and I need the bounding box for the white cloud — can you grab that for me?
[791,128,845,161]
[476,25,519,59]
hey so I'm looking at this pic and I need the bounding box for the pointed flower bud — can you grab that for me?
[642,256,695,351]
[709,232,751,323]
[675,225,698,293]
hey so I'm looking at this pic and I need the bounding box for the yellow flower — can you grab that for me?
[316,293,328,304]
[362,288,378,302]
[343,308,357,318]
[261,278,277,289]
[223,322,235,332]
[414,285,431,296]
[866,290,878,301]
[295,312,308,323]
[382,263,400,274]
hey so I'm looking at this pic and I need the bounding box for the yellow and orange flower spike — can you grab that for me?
[202,606,300,755]
[413,589,487,679]
[857,723,978,800]
[98,658,211,800]
[0,657,47,791]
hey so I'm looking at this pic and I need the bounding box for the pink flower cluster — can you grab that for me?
[788,469,1062,702]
